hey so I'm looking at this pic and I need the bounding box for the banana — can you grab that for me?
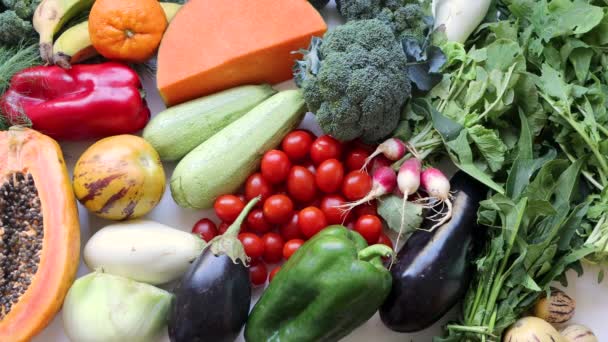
[34,0,95,63]
[52,2,183,68]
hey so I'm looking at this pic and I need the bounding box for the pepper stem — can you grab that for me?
[358,244,394,269]
[207,196,260,266]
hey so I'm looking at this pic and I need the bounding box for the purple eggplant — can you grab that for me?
[379,172,486,332]
[168,197,260,342]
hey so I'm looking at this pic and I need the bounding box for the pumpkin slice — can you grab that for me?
[0,127,80,341]
[157,0,327,106]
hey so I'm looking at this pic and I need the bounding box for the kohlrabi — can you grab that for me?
[63,272,173,342]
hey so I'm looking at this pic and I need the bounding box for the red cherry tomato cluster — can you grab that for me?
[192,131,393,286]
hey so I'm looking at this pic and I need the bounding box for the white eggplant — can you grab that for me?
[432,0,492,43]
[84,220,206,285]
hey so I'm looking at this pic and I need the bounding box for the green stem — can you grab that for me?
[413,137,442,149]
[358,244,394,269]
[598,123,608,137]
[559,143,605,190]
[483,199,527,330]
[446,324,493,335]
[473,63,517,124]
[440,62,468,112]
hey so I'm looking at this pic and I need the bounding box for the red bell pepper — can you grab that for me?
[0,62,151,140]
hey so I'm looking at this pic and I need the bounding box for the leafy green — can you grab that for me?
[0,42,39,94]
[377,195,423,235]
[423,0,608,340]
[443,146,594,341]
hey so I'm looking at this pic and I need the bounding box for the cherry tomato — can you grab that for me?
[262,232,285,264]
[301,159,317,175]
[236,194,247,203]
[247,209,272,234]
[283,239,305,260]
[263,194,294,224]
[214,195,245,223]
[261,150,291,184]
[315,159,345,193]
[354,201,378,217]
[279,212,304,240]
[218,222,230,235]
[320,195,350,224]
[354,215,383,245]
[282,130,314,161]
[191,218,218,242]
[239,232,265,259]
[377,232,393,249]
[269,266,281,282]
[298,206,328,238]
[310,135,343,165]
[287,166,317,203]
[249,259,268,286]
[345,147,371,171]
[342,170,372,201]
[245,173,273,203]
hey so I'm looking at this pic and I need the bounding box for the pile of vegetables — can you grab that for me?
[1,0,608,341]
[189,130,395,286]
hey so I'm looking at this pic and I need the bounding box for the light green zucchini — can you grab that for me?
[170,90,306,209]
[143,84,276,161]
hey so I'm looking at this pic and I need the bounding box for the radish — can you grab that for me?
[419,167,453,230]
[394,158,422,257]
[370,155,392,174]
[337,166,397,213]
[361,138,407,171]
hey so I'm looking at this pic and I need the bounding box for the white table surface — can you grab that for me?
[33,2,608,341]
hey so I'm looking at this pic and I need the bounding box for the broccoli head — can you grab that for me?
[1,0,41,20]
[295,19,411,143]
[0,10,34,45]
[336,0,431,42]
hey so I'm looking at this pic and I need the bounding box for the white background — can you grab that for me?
[34,1,608,341]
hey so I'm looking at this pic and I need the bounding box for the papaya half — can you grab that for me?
[0,127,80,341]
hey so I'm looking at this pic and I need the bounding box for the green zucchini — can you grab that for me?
[170,90,306,209]
[143,84,276,161]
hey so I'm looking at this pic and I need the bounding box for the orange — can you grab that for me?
[89,0,168,62]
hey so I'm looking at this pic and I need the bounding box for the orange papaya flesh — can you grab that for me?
[0,127,80,342]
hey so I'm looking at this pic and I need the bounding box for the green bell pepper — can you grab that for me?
[245,225,394,342]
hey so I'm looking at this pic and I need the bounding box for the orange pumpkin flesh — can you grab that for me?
[0,127,80,341]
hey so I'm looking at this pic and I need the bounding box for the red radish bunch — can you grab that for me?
[191,130,391,287]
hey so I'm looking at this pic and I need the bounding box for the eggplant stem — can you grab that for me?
[206,196,260,265]
[224,196,260,238]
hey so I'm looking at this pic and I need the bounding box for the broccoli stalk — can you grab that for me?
[295,19,412,143]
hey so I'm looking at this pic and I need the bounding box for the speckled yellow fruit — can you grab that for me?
[73,135,165,220]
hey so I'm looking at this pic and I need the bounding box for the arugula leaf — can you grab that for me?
[467,125,507,172]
